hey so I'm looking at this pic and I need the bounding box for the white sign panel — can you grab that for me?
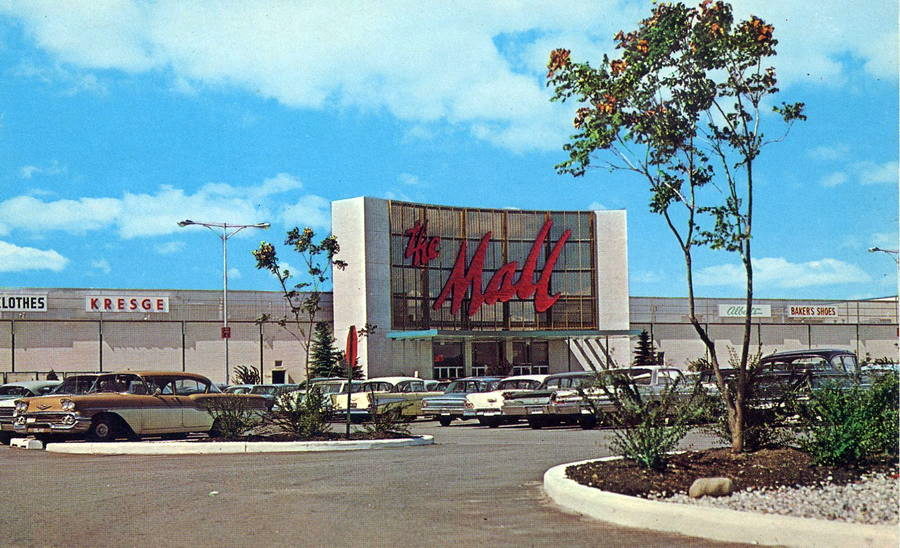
[787,305,838,318]
[0,294,48,312]
[85,296,169,313]
[718,304,771,318]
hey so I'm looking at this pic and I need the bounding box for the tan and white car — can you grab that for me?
[464,374,548,427]
[331,377,443,421]
[13,371,267,441]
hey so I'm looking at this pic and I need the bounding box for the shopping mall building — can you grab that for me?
[0,197,896,384]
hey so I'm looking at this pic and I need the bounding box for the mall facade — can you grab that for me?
[0,197,896,383]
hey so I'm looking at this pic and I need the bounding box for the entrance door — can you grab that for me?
[472,341,503,376]
[432,341,464,379]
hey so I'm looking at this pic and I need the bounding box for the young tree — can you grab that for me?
[232,365,261,385]
[633,330,659,366]
[253,228,347,382]
[547,1,805,451]
[309,321,344,378]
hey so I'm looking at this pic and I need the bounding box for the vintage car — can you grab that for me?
[0,380,62,443]
[500,367,688,429]
[330,376,443,421]
[464,374,548,427]
[12,371,268,441]
[421,376,503,426]
[0,380,61,400]
[248,384,302,409]
[546,366,689,429]
[501,372,595,428]
[224,384,254,394]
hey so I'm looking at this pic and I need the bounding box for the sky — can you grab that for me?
[0,1,896,301]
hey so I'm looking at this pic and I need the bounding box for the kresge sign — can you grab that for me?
[85,296,169,313]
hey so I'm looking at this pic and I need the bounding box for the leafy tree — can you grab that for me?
[253,228,347,381]
[633,330,660,365]
[547,1,804,452]
[231,365,261,385]
[309,322,344,378]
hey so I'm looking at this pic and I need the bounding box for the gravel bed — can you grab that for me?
[649,472,899,525]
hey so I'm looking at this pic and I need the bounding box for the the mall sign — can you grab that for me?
[404,219,571,317]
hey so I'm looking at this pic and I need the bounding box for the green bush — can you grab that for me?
[204,396,262,439]
[590,374,706,470]
[362,400,412,437]
[799,374,899,465]
[267,387,331,439]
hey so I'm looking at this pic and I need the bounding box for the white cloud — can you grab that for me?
[384,190,413,202]
[808,145,850,162]
[820,172,847,187]
[857,161,897,185]
[91,259,111,274]
[19,161,66,179]
[5,2,890,152]
[227,267,241,280]
[695,257,872,289]
[0,240,67,272]
[872,232,898,248]
[398,173,422,186]
[0,173,314,238]
[280,194,330,229]
[154,241,186,254]
[588,201,608,210]
[632,270,663,283]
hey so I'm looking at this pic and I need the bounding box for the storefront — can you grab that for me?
[332,197,634,379]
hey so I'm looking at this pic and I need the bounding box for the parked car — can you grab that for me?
[331,376,443,421]
[501,372,595,428]
[0,380,62,443]
[12,371,268,441]
[548,367,688,429]
[0,380,62,400]
[248,384,302,409]
[224,384,254,394]
[421,377,503,426]
[464,374,548,427]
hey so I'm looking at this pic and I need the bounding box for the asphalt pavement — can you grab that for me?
[1,421,749,547]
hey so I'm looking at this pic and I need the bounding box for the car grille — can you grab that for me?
[26,413,69,424]
[0,408,13,419]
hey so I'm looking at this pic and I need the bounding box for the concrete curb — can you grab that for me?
[543,456,898,548]
[45,435,434,455]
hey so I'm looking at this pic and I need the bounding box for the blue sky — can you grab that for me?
[0,1,896,300]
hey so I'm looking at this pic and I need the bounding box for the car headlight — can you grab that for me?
[61,399,76,411]
[15,401,28,413]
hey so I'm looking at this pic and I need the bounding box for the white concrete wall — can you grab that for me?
[332,197,392,378]
[594,210,631,366]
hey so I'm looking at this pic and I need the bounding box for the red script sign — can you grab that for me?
[403,220,440,266]
[410,220,570,317]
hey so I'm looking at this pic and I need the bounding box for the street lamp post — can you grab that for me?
[178,219,270,383]
[868,247,900,264]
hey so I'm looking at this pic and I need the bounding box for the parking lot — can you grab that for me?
[1,422,747,547]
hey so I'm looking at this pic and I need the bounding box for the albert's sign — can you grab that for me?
[405,219,571,317]
[85,296,169,313]
[717,304,771,318]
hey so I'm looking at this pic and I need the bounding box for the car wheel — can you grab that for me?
[438,416,452,427]
[87,416,117,442]
[0,432,12,444]
[527,416,544,429]
[485,417,501,428]
[578,414,598,430]
[208,418,223,437]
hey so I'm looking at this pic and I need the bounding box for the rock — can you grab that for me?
[689,477,734,498]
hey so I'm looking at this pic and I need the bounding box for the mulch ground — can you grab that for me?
[566,447,899,498]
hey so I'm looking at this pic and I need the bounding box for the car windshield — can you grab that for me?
[95,374,146,394]
[498,379,541,390]
[50,376,98,395]
[0,386,31,396]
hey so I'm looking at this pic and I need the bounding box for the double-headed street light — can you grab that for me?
[177,219,270,383]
